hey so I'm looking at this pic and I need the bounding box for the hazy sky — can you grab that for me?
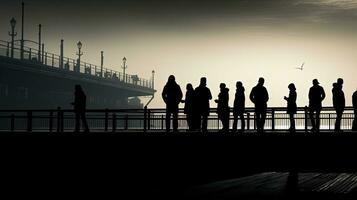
[1,0,357,108]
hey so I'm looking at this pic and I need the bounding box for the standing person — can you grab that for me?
[72,85,89,133]
[353,89,357,131]
[332,78,345,132]
[195,77,212,132]
[162,75,183,132]
[215,83,230,132]
[308,79,325,133]
[182,83,195,131]
[250,78,269,133]
[232,81,245,133]
[284,83,297,132]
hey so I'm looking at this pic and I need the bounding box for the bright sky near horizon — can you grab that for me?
[1,0,357,108]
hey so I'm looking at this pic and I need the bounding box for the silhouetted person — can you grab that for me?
[182,83,195,131]
[250,78,269,133]
[72,85,89,133]
[195,77,212,132]
[232,81,245,133]
[308,79,325,133]
[162,75,183,132]
[332,78,345,132]
[215,83,230,132]
[353,90,357,131]
[284,83,297,132]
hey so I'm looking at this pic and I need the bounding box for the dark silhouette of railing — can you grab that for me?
[0,40,153,89]
[0,106,354,132]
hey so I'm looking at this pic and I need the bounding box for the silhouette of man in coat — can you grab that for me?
[353,90,357,131]
[250,78,269,133]
[332,78,345,132]
[162,75,183,132]
[215,83,229,132]
[308,79,325,133]
[232,81,245,133]
[195,77,212,132]
[72,85,89,133]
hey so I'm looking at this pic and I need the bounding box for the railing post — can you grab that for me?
[254,113,256,130]
[147,109,151,130]
[60,110,64,133]
[105,109,108,132]
[49,111,53,133]
[125,114,129,130]
[27,111,32,132]
[52,54,54,67]
[271,109,275,131]
[304,106,308,132]
[6,42,10,57]
[57,107,61,133]
[10,114,15,132]
[144,106,147,133]
[45,52,48,65]
[161,115,164,130]
[29,48,32,60]
[112,113,117,132]
[329,113,331,130]
[247,113,250,130]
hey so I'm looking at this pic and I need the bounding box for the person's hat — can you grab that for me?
[313,79,319,85]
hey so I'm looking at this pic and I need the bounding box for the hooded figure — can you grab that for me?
[215,83,230,132]
[332,78,345,132]
[233,81,245,132]
[72,85,89,133]
[162,75,183,132]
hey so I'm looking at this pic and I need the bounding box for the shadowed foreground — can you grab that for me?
[1,130,357,199]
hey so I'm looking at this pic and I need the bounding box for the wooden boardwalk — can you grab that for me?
[186,172,357,199]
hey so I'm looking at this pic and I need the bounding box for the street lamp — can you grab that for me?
[8,17,17,58]
[122,57,127,82]
[76,41,83,72]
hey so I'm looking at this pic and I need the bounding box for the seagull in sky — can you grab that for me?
[295,62,304,71]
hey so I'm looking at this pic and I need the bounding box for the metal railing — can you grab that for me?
[0,40,153,89]
[0,106,355,132]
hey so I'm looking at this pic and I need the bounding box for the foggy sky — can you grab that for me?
[1,0,357,108]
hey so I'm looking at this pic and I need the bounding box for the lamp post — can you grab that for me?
[76,41,83,72]
[122,57,127,82]
[9,18,17,58]
[151,70,155,89]
[20,2,25,59]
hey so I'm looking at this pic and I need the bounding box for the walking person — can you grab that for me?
[353,89,357,131]
[72,85,89,133]
[250,78,269,133]
[182,83,195,131]
[195,77,212,132]
[162,75,183,132]
[232,81,245,133]
[332,78,345,132]
[308,79,325,133]
[215,83,230,132]
[284,83,297,132]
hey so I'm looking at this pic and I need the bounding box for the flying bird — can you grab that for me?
[295,62,304,71]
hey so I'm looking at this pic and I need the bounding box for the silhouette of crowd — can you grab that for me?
[162,75,357,133]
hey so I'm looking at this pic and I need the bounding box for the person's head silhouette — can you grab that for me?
[312,79,319,86]
[288,83,296,91]
[75,84,83,92]
[258,77,265,86]
[220,83,226,91]
[186,83,193,90]
[168,75,175,83]
[236,81,242,89]
[200,77,207,87]
[337,78,343,86]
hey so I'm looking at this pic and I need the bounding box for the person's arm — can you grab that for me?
[178,86,183,104]
[249,88,255,103]
[265,88,269,102]
[208,89,212,100]
[321,87,326,101]
[162,86,167,103]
